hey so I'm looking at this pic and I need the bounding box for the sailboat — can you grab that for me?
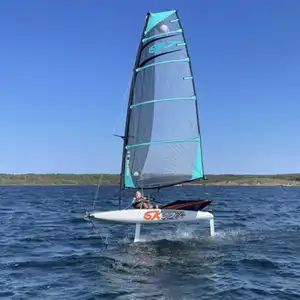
[87,9,215,242]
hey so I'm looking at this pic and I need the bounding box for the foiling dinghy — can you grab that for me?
[87,9,215,242]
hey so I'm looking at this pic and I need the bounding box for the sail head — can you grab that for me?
[122,10,205,189]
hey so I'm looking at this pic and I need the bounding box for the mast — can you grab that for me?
[118,13,151,208]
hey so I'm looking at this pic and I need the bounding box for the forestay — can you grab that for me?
[121,10,205,190]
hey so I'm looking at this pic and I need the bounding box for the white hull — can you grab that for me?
[88,209,215,242]
[89,209,213,224]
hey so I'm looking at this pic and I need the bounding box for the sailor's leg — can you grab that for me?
[134,223,141,242]
[209,218,215,236]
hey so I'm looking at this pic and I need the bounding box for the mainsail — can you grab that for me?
[121,10,205,190]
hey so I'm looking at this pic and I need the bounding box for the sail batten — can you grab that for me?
[126,137,200,149]
[130,96,196,108]
[142,29,183,43]
[121,10,205,189]
[136,57,189,72]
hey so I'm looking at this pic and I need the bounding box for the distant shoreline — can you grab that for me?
[0,173,299,186]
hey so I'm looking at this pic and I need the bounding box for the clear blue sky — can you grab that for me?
[0,0,299,174]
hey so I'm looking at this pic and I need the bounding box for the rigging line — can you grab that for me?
[92,173,104,211]
[90,218,108,245]
[111,77,131,136]
[138,155,144,195]
[84,213,108,246]
[79,196,108,246]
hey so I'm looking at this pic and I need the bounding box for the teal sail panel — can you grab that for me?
[144,10,176,35]
[192,141,204,179]
[121,10,205,189]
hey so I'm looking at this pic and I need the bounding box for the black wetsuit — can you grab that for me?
[132,197,143,209]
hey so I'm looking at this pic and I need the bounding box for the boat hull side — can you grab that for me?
[89,209,213,224]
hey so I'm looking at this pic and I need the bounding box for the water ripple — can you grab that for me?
[1,185,300,299]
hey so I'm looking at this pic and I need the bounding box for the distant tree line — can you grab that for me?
[0,173,299,185]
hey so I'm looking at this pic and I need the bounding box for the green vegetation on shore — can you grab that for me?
[0,173,300,186]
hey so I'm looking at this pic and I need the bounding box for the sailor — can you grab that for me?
[132,191,157,209]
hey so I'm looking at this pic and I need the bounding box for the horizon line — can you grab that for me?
[1,173,300,176]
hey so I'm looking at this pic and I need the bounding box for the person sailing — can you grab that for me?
[132,191,158,209]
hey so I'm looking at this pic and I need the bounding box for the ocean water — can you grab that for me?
[1,185,300,300]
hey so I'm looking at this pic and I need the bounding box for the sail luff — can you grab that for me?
[120,12,151,191]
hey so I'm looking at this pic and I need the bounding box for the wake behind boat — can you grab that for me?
[87,9,215,242]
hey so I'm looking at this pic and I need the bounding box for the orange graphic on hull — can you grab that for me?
[143,210,161,221]
[143,210,186,221]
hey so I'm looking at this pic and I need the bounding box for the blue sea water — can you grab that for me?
[1,185,300,300]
